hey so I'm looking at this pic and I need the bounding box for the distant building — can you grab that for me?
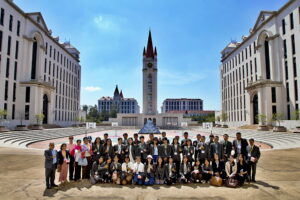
[0,0,81,128]
[98,85,140,114]
[165,110,214,117]
[161,98,203,113]
[220,0,300,126]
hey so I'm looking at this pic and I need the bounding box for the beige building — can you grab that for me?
[220,0,300,126]
[0,0,81,128]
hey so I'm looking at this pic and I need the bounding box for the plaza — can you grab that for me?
[0,127,300,199]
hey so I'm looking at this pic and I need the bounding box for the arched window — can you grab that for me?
[264,38,271,79]
[31,37,37,79]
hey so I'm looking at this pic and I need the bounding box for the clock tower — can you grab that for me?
[143,31,158,114]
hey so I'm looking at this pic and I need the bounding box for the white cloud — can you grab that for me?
[93,15,119,32]
[83,86,102,92]
[159,70,207,86]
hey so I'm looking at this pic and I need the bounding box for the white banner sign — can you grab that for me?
[86,122,96,129]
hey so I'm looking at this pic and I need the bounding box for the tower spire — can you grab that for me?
[145,30,155,58]
[114,85,119,97]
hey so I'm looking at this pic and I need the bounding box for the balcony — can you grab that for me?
[20,79,55,90]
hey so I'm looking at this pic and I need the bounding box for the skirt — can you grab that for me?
[59,160,69,182]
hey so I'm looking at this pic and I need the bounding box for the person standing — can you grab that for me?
[246,138,260,182]
[72,139,82,181]
[221,134,232,161]
[57,143,71,184]
[81,137,93,179]
[197,136,209,164]
[233,132,248,158]
[210,136,224,160]
[67,136,75,181]
[44,142,58,189]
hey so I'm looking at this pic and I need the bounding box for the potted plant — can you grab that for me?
[15,111,29,131]
[221,112,228,128]
[292,110,300,133]
[271,113,287,132]
[256,114,269,131]
[30,113,44,130]
[0,109,9,132]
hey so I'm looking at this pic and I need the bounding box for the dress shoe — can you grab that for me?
[51,184,59,187]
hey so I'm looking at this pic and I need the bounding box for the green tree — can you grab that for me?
[35,113,45,125]
[271,113,284,126]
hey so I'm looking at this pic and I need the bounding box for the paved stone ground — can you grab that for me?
[0,147,299,200]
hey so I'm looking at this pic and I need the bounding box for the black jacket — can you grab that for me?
[179,163,192,175]
[233,139,248,157]
[164,163,177,179]
[57,150,71,165]
[158,144,172,158]
[171,144,182,161]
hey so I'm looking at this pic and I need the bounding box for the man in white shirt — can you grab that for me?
[132,156,144,185]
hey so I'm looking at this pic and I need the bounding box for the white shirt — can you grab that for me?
[122,162,134,172]
[132,162,144,174]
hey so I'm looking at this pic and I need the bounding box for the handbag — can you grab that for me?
[78,157,88,166]
[210,176,222,187]
[225,178,238,188]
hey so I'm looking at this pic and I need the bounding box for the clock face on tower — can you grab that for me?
[147,63,153,68]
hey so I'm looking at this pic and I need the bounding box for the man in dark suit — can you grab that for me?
[210,136,224,160]
[196,136,209,164]
[246,138,261,182]
[44,142,58,189]
[181,132,189,147]
[114,138,126,162]
[159,137,172,162]
[221,134,232,161]
[232,132,248,158]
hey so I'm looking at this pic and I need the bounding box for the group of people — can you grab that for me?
[44,131,260,189]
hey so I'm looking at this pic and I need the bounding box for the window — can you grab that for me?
[50,45,52,57]
[13,83,16,102]
[12,104,15,120]
[282,19,286,35]
[31,38,37,79]
[293,57,297,77]
[283,39,287,59]
[14,61,17,80]
[0,30,2,52]
[4,80,8,101]
[271,87,276,103]
[45,42,48,55]
[287,83,290,102]
[25,87,30,103]
[290,12,294,30]
[285,61,288,80]
[15,41,19,59]
[25,105,30,120]
[9,15,13,31]
[291,35,296,55]
[287,105,291,120]
[7,36,11,56]
[6,58,9,78]
[272,106,277,115]
[264,40,271,79]
[17,21,20,36]
[0,8,4,26]
[4,103,7,119]
[295,80,298,101]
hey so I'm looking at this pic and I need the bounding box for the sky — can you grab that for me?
[15,0,287,112]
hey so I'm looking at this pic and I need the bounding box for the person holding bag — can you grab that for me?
[237,154,248,186]
[144,155,156,185]
[225,155,238,188]
[57,143,71,185]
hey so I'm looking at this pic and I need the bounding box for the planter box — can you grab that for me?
[293,127,300,133]
[215,124,222,128]
[257,125,269,131]
[15,125,29,131]
[0,126,9,132]
[222,124,228,128]
[29,125,44,130]
[273,126,287,132]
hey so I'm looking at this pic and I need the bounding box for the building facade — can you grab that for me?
[143,31,158,114]
[161,98,203,113]
[0,0,81,128]
[98,85,140,114]
[110,31,194,128]
[220,0,300,126]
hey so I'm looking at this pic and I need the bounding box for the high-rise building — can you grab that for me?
[161,98,203,113]
[0,0,81,128]
[220,0,300,126]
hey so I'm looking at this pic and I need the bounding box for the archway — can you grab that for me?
[43,94,49,124]
[253,94,259,124]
